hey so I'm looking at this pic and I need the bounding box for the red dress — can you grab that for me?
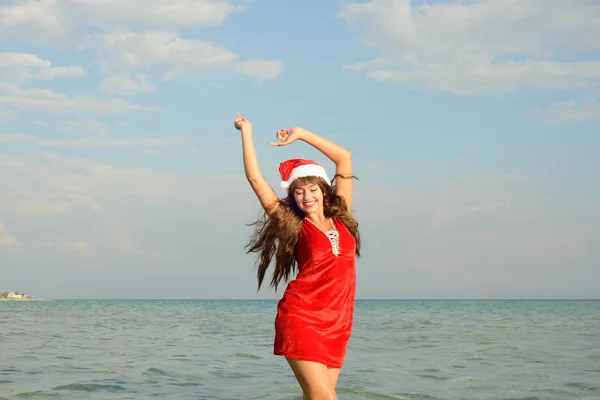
[274,217,357,368]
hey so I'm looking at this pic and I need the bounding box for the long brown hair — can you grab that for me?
[245,175,361,292]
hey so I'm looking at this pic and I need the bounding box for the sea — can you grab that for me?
[0,299,599,400]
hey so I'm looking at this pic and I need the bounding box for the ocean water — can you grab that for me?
[0,300,599,400]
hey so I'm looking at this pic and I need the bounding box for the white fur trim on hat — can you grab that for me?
[280,164,330,189]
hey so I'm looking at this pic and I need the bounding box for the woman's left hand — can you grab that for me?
[269,127,303,147]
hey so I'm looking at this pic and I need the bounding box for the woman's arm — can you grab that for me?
[270,127,353,210]
[235,115,280,216]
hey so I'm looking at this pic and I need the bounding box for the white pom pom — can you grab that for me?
[280,181,290,189]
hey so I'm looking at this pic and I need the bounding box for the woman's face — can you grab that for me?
[292,181,325,215]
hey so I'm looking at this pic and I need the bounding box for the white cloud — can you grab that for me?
[37,137,185,148]
[0,0,240,46]
[0,1,71,47]
[0,153,253,257]
[0,84,159,115]
[0,1,281,85]
[88,31,238,77]
[98,74,156,96]
[14,198,72,215]
[0,108,15,122]
[340,0,600,96]
[539,98,600,121]
[354,174,532,223]
[44,239,91,252]
[0,134,37,144]
[58,119,108,136]
[0,1,283,117]
[235,59,285,80]
[0,222,20,247]
[0,53,93,119]
[0,2,274,125]
[464,198,511,214]
[0,131,189,152]
[66,0,238,29]
[0,52,84,84]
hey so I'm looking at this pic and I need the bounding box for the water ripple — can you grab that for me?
[54,383,127,392]
[1,299,598,399]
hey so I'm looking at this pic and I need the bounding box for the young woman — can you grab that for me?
[234,115,361,400]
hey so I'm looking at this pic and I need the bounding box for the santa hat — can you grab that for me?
[279,159,330,189]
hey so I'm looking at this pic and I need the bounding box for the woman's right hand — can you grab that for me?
[234,114,251,131]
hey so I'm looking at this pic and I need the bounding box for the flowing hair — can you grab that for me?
[245,175,361,292]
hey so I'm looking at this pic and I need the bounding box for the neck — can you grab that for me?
[305,212,327,225]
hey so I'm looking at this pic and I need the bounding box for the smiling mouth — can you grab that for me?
[303,200,317,207]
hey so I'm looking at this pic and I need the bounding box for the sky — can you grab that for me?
[1,0,599,300]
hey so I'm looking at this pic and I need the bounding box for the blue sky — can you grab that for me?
[1,0,598,299]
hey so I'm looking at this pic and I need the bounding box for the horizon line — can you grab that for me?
[22,297,600,301]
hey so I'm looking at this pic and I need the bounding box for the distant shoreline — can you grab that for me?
[0,291,43,301]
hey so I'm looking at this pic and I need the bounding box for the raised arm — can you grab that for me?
[270,127,353,211]
[234,115,280,216]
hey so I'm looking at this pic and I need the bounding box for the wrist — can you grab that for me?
[296,127,309,141]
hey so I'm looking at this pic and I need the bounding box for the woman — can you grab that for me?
[234,115,361,400]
